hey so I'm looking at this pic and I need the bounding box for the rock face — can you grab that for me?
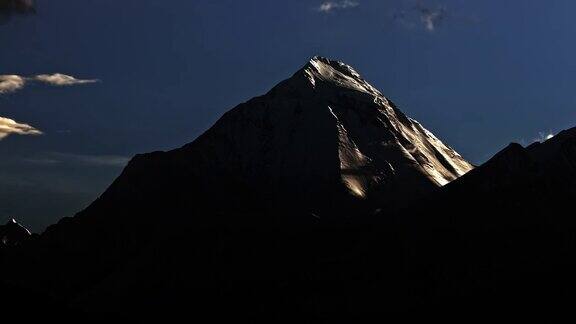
[0,218,31,247]
[182,56,472,203]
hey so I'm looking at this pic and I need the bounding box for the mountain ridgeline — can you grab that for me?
[2,57,576,322]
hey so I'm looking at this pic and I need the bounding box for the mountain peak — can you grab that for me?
[70,56,473,222]
[297,56,382,97]
[32,56,475,247]
[306,56,361,79]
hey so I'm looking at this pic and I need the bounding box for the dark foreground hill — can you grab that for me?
[401,127,576,318]
[2,57,575,322]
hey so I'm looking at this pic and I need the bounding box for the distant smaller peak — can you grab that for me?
[483,143,530,169]
[2,218,32,236]
[497,143,527,157]
[506,142,525,150]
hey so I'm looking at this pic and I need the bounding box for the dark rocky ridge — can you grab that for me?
[399,127,576,318]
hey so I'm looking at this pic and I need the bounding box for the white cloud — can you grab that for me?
[33,73,99,86]
[318,1,359,13]
[0,75,25,93]
[0,73,96,142]
[419,7,446,32]
[392,4,455,33]
[0,73,98,94]
[0,116,42,140]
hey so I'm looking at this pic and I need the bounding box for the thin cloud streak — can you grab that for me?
[0,73,99,94]
[23,152,130,167]
[419,6,446,32]
[0,116,42,140]
[391,1,464,33]
[33,74,99,86]
[318,1,359,13]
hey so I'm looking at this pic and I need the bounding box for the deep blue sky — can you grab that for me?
[2,0,576,230]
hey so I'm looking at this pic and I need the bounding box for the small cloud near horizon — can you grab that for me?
[22,152,130,167]
[317,0,359,13]
[534,132,554,143]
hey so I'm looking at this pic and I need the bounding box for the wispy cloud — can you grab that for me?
[0,73,96,142]
[23,152,130,167]
[318,1,359,13]
[418,6,446,32]
[33,74,99,86]
[0,116,42,140]
[63,154,130,167]
[392,2,458,33]
[0,73,99,94]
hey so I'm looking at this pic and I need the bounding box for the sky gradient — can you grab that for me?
[2,0,576,230]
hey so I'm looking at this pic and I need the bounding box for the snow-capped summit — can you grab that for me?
[302,56,383,96]
[261,56,474,198]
